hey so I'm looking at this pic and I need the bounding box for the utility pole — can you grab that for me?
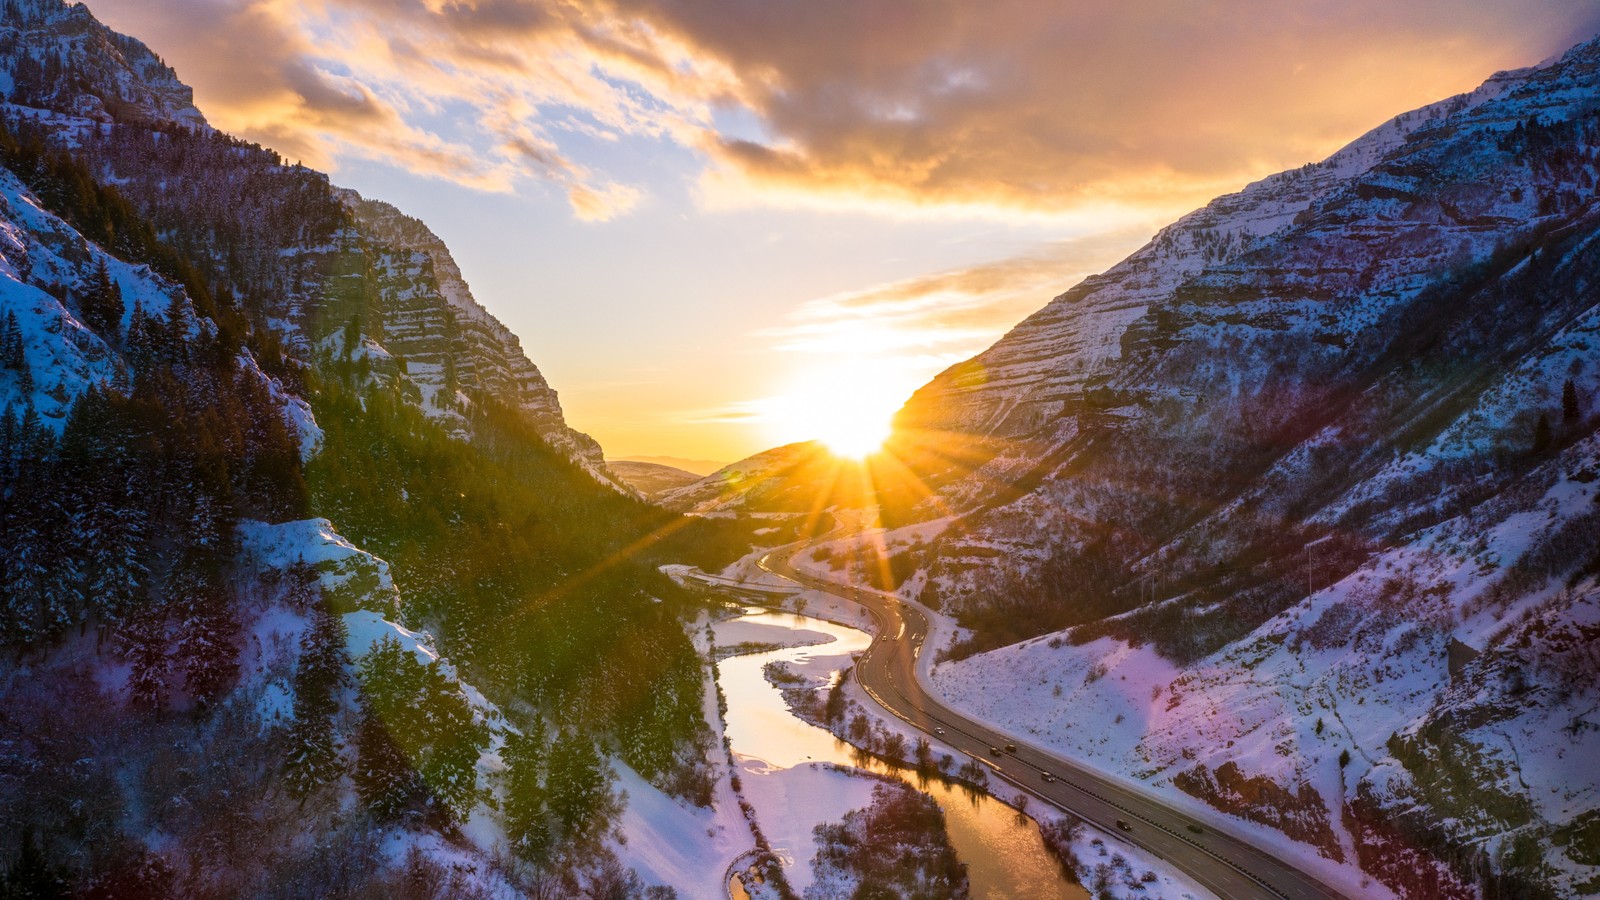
[1306,534,1333,598]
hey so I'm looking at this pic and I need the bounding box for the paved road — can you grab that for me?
[755,546,1348,900]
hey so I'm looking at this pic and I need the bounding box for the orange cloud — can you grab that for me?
[612,0,1600,216]
[89,0,1600,220]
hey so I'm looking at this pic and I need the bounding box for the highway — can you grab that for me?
[752,545,1349,900]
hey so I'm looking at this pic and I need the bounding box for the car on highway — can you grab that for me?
[1040,771,1056,783]
[1004,742,1017,752]
[1186,824,1204,835]
[988,746,1002,757]
[1116,820,1133,832]
[934,727,945,736]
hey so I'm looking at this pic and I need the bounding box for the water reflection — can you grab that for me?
[717,608,1087,900]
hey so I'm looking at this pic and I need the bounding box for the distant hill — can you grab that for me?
[613,454,728,476]
[655,441,887,515]
[608,460,703,498]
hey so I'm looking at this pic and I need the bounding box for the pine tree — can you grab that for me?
[164,293,188,363]
[0,828,67,898]
[285,608,348,798]
[284,706,339,799]
[59,387,149,624]
[416,664,487,822]
[86,487,148,622]
[0,411,67,642]
[546,731,610,841]
[121,606,170,711]
[0,310,21,368]
[283,698,339,794]
[0,404,17,481]
[283,560,321,613]
[171,561,240,707]
[502,725,553,864]
[355,635,488,822]
[353,706,420,821]
[1533,413,1553,453]
[299,606,349,688]
[16,404,41,457]
[125,300,155,366]
[343,314,361,359]
[78,257,124,336]
[1564,378,1581,425]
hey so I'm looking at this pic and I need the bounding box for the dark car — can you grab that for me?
[989,746,1002,757]
[1004,743,1017,752]
[1186,824,1204,835]
[1041,771,1056,783]
[1116,820,1133,832]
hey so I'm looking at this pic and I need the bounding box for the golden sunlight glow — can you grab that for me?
[816,407,892,458]
[764,362,910,459]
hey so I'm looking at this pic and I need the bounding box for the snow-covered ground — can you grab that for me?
[783,529,1391,894]
[239,518,402,614]
[611,617,762,898]
[613,760,751,899]
[1054,818,1212,900]
[739,761,881,895]
[713,616,835,652]
[931,626,1395,898]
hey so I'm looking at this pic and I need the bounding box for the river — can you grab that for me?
[718,606,1087,899]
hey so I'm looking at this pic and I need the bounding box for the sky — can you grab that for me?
[92,0,1600,463]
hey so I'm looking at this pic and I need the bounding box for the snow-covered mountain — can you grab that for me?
[0,0,206,127]
[895,64,1534,444]
[659,441,845,514]
[0,1,716,894]
[0,0,622,490]
[851,34,1600,899]
[688,34,1600,899]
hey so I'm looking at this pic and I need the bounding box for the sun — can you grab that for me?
[817,407,892,458]
[764,364,905,459]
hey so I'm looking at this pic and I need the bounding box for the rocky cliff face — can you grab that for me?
[0,0,618,487]
[896,62,1542,445]
[0,0,205,126]
[903,34,1600,636]
[343,194,612,476]
[896,66,1531,444]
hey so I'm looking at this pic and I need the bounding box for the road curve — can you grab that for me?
[755,546,1349,900]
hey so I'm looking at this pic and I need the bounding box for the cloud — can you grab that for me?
[618,0,1600,216]
[566,180,643,221]
[765,229,1150,360]
[90,0,1600,220]
[679,402,765,425]
[91,0,683,199]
